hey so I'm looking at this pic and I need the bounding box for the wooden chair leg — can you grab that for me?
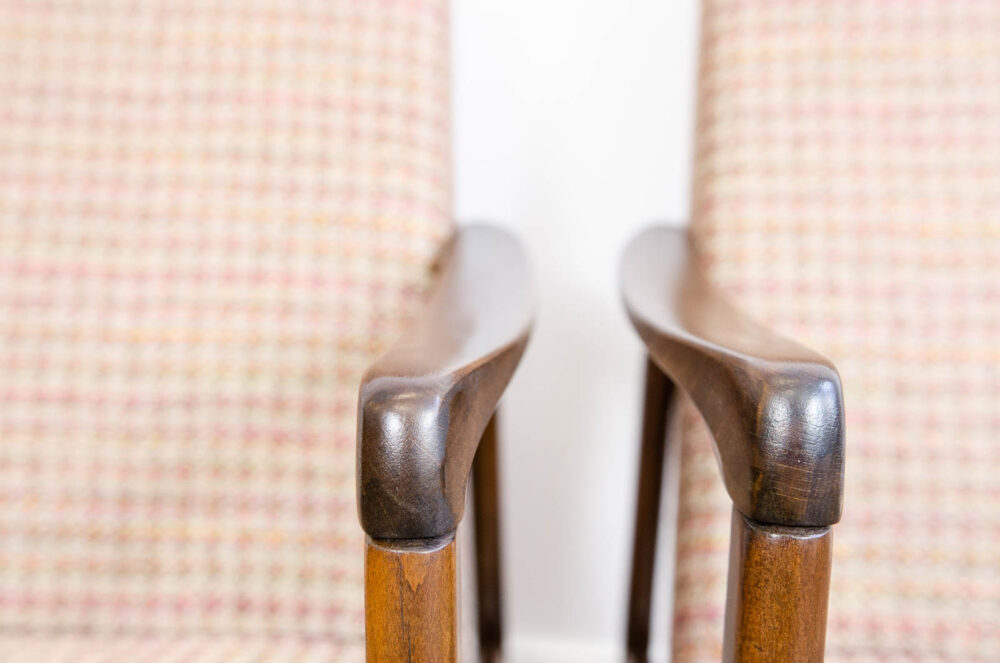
[365,536,457,663]
[723,511,833,663]
[626,357,675,662]
[472,412,504,663]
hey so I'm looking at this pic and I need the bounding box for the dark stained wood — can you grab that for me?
[472,413,504,661]
[625,357,675,662]
[723,511,832,663]
[358,225,534,540]
[359,225,530,661]
[366,536,458,663]
[620,226,845,527]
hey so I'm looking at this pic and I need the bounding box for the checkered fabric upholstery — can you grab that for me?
[0,1,451,659]
[672,1,1000,661]
[0,637,351,662]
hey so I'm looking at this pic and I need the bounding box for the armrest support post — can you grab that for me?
[723,512,832,663]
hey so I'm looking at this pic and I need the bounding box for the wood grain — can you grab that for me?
[723,511,832,663]
[359,225,532,660]
[358,224,534,540]
[365,536,458,663]
[620,225,845,527]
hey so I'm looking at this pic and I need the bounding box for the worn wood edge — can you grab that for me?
[367,535,454,554]
[620,225,845,527]
[723,511,833,663]
[358,224,534,540]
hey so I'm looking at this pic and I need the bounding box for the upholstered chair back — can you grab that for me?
[0,2,450,658]
[673,2,1000,660]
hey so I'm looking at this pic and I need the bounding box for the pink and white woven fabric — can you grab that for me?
[0,1,451,659]
[0,636,351,662]
[673,1,1000,661]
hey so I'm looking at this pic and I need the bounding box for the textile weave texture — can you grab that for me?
[0,1,451,658]
[673,1,1000,661]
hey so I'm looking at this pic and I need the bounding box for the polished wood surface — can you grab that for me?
[723,511,832,663]
[472,413,504,661]
[358,225,534,540]
[359,225,530,661]
[366,536,457,663]
[620,226,844,527]
[626,357,675,662]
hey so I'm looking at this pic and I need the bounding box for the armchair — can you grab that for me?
[0,1,522,661]
[622,226,844,662]
[358,225,533,662]
[621,2,1000,662]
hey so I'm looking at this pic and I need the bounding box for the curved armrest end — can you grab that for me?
[357,225,533,540]
[623,226,844,527]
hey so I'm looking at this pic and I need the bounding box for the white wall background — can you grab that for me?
[451,1,699,658]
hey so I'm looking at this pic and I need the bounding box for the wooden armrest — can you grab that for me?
[357,224,533,540]
[620,226,844,527]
